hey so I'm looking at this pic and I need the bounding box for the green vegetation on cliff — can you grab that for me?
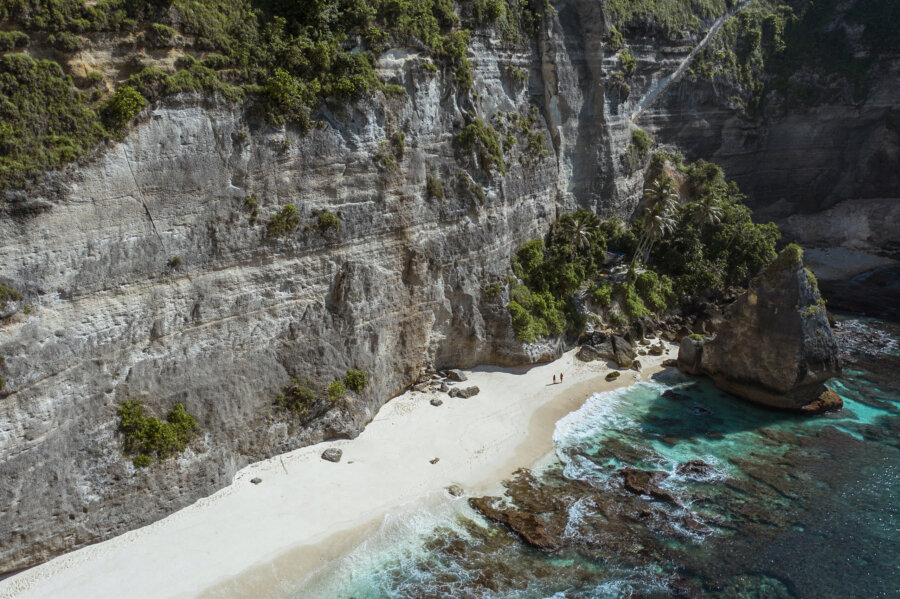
[604,0,729,37]
[0,0,553,193]
[117,400,199,468]
[693,0,900,112]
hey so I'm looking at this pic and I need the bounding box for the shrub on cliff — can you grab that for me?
[456,118,506,176]
[277,378,315,415]
[101,85,147,132]
[317,210,341,232]
[0,284,23,309]
[0,53,107,191]
[343,369,369,393]
[327,379,347,401]
[117,400,199,468]
[268,205,300,237]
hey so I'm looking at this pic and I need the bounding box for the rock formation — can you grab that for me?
[678,246,842,413]
[0,0,892,574]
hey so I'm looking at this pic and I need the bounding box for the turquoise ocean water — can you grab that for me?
[295,317,900,598]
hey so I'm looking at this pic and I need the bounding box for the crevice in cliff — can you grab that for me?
[120,145,166,256]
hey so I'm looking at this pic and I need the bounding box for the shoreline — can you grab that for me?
[0,344,677,599]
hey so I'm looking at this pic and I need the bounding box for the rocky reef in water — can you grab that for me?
[678,245,842,413]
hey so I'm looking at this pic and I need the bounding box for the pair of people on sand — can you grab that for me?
[553,373,564,384]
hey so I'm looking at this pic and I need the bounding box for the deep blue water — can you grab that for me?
[296,317,900,598]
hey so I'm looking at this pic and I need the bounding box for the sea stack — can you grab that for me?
[678,245,842,413]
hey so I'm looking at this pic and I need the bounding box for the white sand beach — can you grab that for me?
[0,344,677,599]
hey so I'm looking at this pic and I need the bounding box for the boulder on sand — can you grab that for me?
[446,369,467,382]
[321,448,343,463]
[457,386,480,398]
[576,335,634,368]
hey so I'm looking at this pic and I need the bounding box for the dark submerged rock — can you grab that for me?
[469,496,559,549]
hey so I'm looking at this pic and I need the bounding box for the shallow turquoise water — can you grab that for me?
[295,318,900,598]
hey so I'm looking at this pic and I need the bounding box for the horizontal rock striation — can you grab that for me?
[0,37,566,573]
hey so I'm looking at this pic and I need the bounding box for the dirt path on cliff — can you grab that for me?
[630,0,753,122]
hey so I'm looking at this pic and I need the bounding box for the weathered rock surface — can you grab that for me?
[575,333,635,368]
[677,460,718,480]
[0,38,563,571]
[446,369,467,382]
[469,496,559,549]
[618,468,677,504]
[678,248,842,412]
[321,448,343,463]
[456,386,480,399]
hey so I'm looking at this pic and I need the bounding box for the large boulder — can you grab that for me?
[446,369,467,382]
[611,336,635,368]
[678,245,842,413]
[576,335,633,368]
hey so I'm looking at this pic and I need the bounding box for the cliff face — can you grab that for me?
[638,47,899,316]
[0,38,568,572]
[0,0,896,574]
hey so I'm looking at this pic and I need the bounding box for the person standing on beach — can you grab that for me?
[553,374,556,384]
[560,373,564,383]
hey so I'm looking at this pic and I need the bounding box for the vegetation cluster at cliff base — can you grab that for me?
[117,400,199,468]
[277,368,367,417]
[500,156,780,342]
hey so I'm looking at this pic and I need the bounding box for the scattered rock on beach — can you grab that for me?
[250,477,262,485]
[447,369,467,382]
[605,371,620,381]
[439,382,449,392]
[632,359,642,371]
[576,345,602,361]
[430,457,440,464]
[321,448,343,463]
[447,484,464,497]
[448,387,460,398]
[430,398,443,407]
[457,386,480,398]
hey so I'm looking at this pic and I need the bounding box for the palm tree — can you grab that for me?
[633,177,678,266]
[691,184,724,225]
[562,216,593,252]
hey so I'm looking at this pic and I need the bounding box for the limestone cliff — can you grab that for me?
[0,0,895,574]
[0,37,566,572]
